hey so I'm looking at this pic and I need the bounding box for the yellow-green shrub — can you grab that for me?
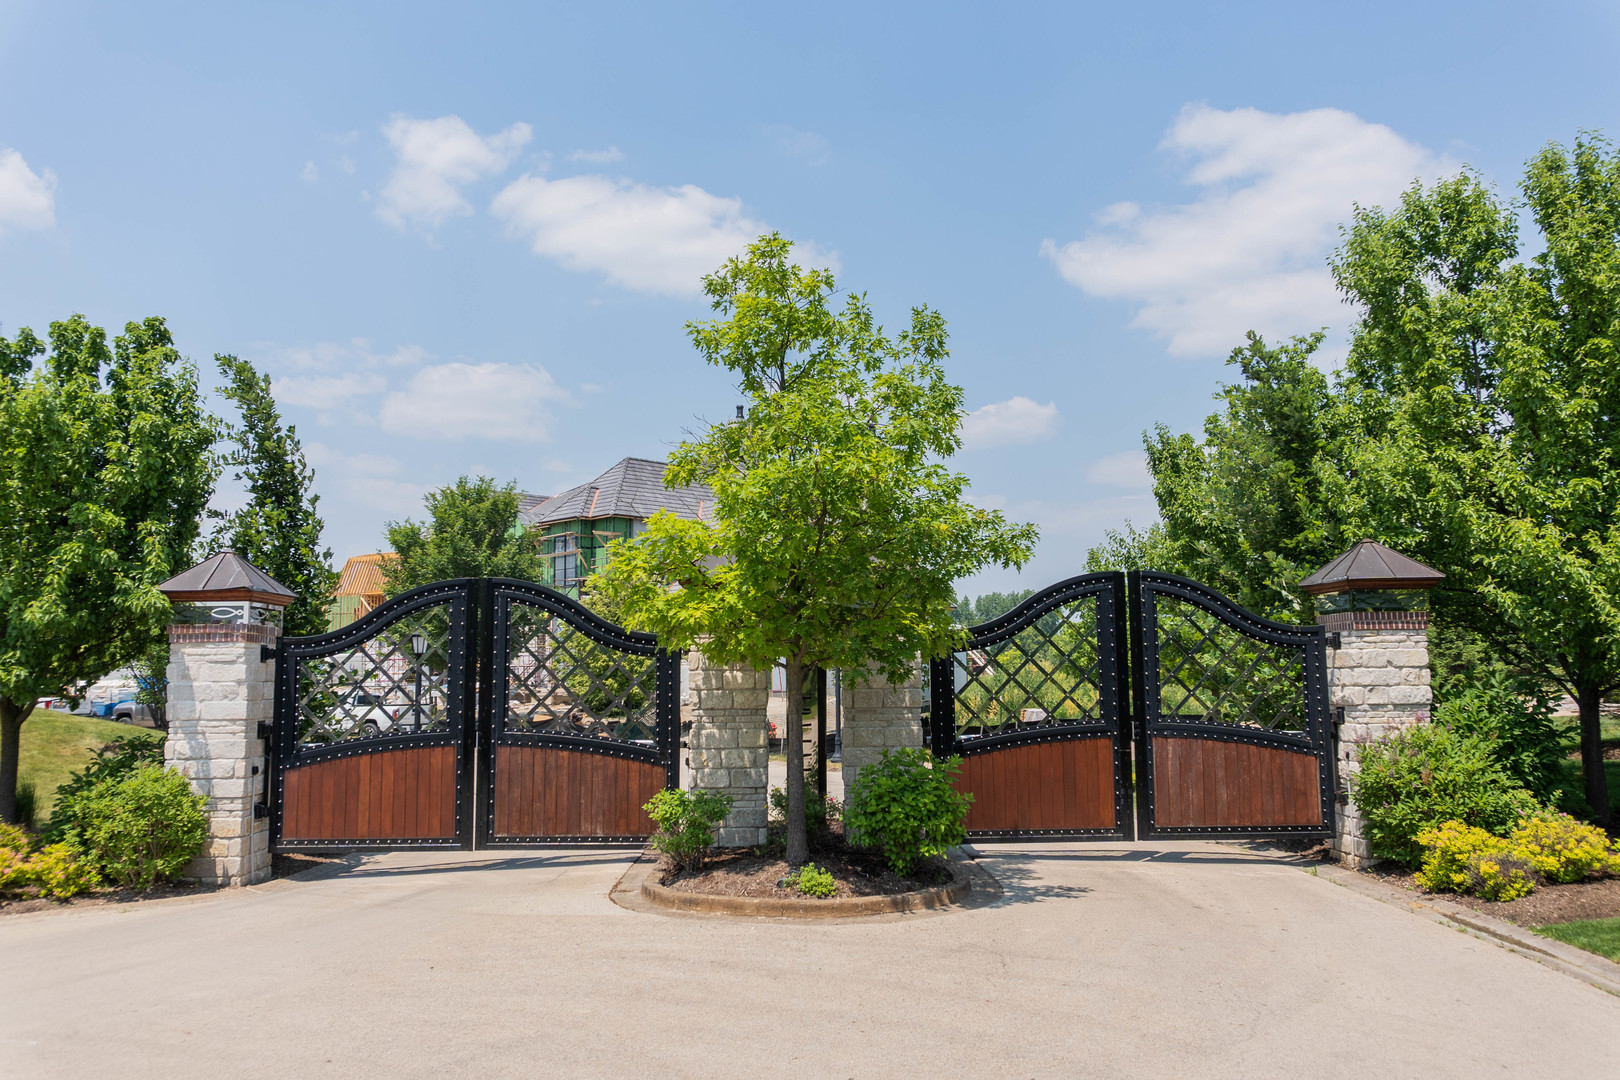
[1415,821,1538,900]
[28,843,100,899]
[1510,813,1620,883]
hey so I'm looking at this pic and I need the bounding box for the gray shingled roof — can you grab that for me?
[1299,540,1445,594]
[520,457,713,527]
[517,492,551,516]
[157,551,297,600]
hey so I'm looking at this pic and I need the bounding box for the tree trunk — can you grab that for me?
[783,658,809,866]
[1577,684,1613,829]
[0,696,35,826]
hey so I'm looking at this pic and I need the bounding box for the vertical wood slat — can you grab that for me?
[279,747,457,841]
[955,737,1116,833]
[1149,737,1321,828]
[490,746,660,838]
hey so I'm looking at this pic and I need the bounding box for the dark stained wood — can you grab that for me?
[493,746,662,837]
[1151,737,1321,828]
[281,747,457,841]
[955,737,1116,833]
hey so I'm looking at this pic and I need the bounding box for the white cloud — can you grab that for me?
[960,396,1061,450]
[492,172,784,295]
[301,160,319,183]
[271,370,387,409]
[305,442,429,517]
[1084,450,1151,489]
[566,147,623,163]
[377,114,532,232]
[0,148,56,231]
[379,362,570,441]
[1041,104,1449,358]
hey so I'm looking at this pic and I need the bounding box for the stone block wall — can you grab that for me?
[840,660,924,796]
[686,647,769,847]
[164,622,277,886]
[1323,617,1432,868]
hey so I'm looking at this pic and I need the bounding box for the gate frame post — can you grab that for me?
[686,645,769,847]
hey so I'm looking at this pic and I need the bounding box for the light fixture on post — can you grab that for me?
[410,632,428,730]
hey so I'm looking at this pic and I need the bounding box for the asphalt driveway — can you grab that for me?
[3,842,1616,1079]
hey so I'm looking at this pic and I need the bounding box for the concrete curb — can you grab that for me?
[1314,863,1620,997]
[636,858,973,918]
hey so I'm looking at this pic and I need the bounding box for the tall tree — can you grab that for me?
[211,356,337,637]
[1330,143,1620,825]
[0,316,216,823]
[595,234,1037,865]
[1143,330,1349,621]
[382,476,544,595]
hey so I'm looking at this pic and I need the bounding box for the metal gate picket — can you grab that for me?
[930,572,1134,840]
[1128,570,1334,839]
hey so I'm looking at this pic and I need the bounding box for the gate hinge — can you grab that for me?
[256,721,274,742]
[253,802,271,820]
[1328,631,1341,650]
[260,644,278,663]
[1333,707,1345,730]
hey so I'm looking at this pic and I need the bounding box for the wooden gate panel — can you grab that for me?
[1149,738,1322,828]
[491,746,662,839]
[957,737,1117,833]
[280,747,457,841]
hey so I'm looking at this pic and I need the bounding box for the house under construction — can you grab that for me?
[520,457,714,596]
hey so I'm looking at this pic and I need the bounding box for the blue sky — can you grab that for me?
[3,2,1617,594]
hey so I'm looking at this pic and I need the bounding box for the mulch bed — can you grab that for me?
[1359,862,1620,926]
[661,834,949,900]
[0,878,221,917]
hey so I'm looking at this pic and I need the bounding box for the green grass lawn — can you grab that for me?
[18,710,160,821]
[1552,714,1620,812]
[1534,918,1620,962]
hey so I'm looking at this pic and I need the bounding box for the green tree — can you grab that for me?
[0,316,216,823]
[1142,330,1349,621]
[211,356,337,636]
[382,476,544,594]
[1083,520,1178,574]
[1328,140,1620,825]
[954,589,1035,627]
[594,234,1037,865]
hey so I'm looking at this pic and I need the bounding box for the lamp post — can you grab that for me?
[410,632,428,730]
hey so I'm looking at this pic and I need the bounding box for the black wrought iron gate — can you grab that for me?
[271,578,679,850]
[927,570,1333,841]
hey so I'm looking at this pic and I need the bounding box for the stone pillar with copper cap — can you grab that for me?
[158,552,295,886]
[1300,540,1445,867]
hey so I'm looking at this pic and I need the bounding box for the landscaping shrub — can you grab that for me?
[0,820,100,899]
[67,764,208,889]
[643,788,734,872]
[1352,723,1538,867]
[1508,812,1620,884]
[783,862,837,897]
[1433,673,1566,804]
[27,843,100,899]
[1414,821,1538,900]
[843,748,972,875]
[41,735,164,844]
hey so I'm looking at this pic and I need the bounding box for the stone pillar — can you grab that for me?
[687,647,769,847]
[840,659,924,796]
[163,622,277,886]
[1322,611,1432,868]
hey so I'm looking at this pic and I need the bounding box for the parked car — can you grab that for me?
[111,701,164,730]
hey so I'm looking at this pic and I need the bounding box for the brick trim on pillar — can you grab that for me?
[840,660,923,796]
[164,621,277,886]
[1326,610,1432,868]
[686,646,769,847]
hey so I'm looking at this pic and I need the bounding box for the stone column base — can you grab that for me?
[687,648,769,847]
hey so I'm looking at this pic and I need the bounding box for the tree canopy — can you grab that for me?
[382,476,544,595]
[1107,134,1620,825]
[211,355,337,637]
[595,233,1037,864]
[0,315,216,823]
